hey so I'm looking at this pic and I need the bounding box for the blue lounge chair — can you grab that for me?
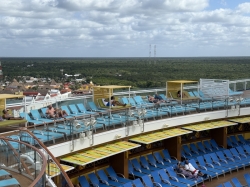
[190,143,204,155]
[158,169,188,187]
[128,161,145,179]
[106,166,131,183]
[203,154,231,173]
[223,149,250,167]
[209,139,225,150]
[165,167,198,187]
[97,169,122,186]
[223,181,233,187]
[237,134,250,145]
[132,178,144,187]
[88,172,109,187]
[209,153,237,172]
[61,105,84,118]
[40,108,73,121]
[133,96,154,107]
[216,151,245,170]
[131,158,151,175]
[141,175,158,187]
[231,177,245,187]
[0,169,12,178]
[243,144,250,154]
[181,150,195,160]
[229,88,243,96]
[78,176,90,187]
[162,149,178,164]
[76,103,99,115]
[0,178,20,187]
[203,140,216,152]
[216,185,223,187]
[188,159,217,180]
[196,156,225,176]
[230,135,243,146]
[88,101,108,112]
[153,152,173,166]
[147,154,168,169]
[150,170,172,187]
[182,145,199,158]
[227,137,234,148]
[19,112,44,126]
[69,104,90,117]
[123,182,133,187]
[139,156,159,171]
[236,146,250,158]
[230,147,250,161]
[244,173,250,187]
[197,142,213,154]
[30,109,54,123]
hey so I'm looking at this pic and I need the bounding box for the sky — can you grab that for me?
[0,0,250,57]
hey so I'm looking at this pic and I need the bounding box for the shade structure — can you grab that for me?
[182,120,237,132]
[61,141,140,166]
[129,128,192,144]
[228,116,250,124]
[46,163,74,177]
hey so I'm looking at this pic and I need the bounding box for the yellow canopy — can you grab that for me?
[129,128,192,144]
[0,94,24,99]
[94,85,131,89]
[167,80,198,84]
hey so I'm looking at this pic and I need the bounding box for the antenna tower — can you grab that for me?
[149,44,151,57]
[154,45,156,57]
[0,60,3,80]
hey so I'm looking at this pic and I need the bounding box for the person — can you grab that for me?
[154,94,167,103]
[177,90,187,98]
[2,109,23,120]
[184,160,207,178]
[176,161,196,179]
[56,108,68,119]
[46,105,56,118]
[104,96,126,107]
[148,95,160,103]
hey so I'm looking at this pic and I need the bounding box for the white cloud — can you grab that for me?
[0,0,250,57]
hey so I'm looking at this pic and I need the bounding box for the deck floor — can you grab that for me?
[203,166,249,187]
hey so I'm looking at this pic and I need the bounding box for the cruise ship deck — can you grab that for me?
[1,79,250,187]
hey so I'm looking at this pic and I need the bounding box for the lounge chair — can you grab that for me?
[150,170,172,187]
[146,154,168,169]
[153,152,173,166]
[78,176,90,187]
[238,134,250,145]
[131,158,151,175]
[244,173,250,187]
[0,178,21,187]
[231,177,245,187]
[128,161,145,179]
[165,166,198,187]
[162,149,178,164]
[209,139,225,151]
[209,153,238,172]
[196,156,225,176]
[88,172,110,187]
[97,169,122,186]
[203,154,231,173]
[30,109,55,124]
[106,166,131,183]
[61,105,84,118]
[223,149,250,167]
[139,156,159,171]
[223,181,233,187]
[19,112,44,126]
[196,142,213,154]
[132,178,144,187]
[76,103,99,115]
[158,169,188,187]
[123,182,133,187]
[188,159,216,180]
[0,169,12,178]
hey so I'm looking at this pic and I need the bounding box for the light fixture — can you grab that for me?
[73,120,81,129]
[82,119,91,127]
[204,117,210,121]
[80,132,85,139]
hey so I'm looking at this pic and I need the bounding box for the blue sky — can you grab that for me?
[0,0,250,57]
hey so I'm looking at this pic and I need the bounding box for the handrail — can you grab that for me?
[0,136,47,187]
[19,128,74,187]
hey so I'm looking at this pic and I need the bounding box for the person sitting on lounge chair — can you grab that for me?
[56,108,68,119]
[46,105,56,118]
[2,109,23,120]
[177,90,187,98]
[176,161,196,179]
[184,160,207,178]
[148,95,160,103]
[104,96,126,107]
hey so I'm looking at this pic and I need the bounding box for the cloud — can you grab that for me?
[0,0,250,57]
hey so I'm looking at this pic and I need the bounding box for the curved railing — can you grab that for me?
[18,128,74,187]
[0,136,47,187]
